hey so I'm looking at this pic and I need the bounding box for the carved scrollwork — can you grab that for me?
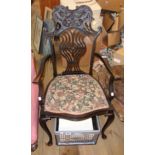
[52,5,95,35]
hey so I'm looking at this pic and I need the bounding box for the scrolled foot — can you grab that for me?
[39,116,53,146]
[47,140,53,146]
[102,110,115,139]
[102,133,107,139]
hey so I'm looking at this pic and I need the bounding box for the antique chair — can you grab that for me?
[34,5,116,146]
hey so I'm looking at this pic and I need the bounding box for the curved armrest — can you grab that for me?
[33,54,54,84]
[94,53,114,78]
[94,53,115,100]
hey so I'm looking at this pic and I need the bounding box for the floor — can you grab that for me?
[32,114,124,155]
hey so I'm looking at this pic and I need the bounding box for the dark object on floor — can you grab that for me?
[31,143,38,152]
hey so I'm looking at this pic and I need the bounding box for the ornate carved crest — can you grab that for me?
[52,5,95,35]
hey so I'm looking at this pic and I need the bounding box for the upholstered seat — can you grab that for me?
[44,74,109,115]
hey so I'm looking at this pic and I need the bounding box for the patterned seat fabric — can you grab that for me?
[44,74,109,115]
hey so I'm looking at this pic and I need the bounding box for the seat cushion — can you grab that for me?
[44,74,109,115]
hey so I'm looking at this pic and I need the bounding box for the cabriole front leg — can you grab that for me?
[102,110,115,139]
[39,116,53,146]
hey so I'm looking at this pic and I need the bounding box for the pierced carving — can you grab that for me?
[52,5,95,35]
[59,28,86,74]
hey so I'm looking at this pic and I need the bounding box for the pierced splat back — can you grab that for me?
[59,28,86,74]
[52,5,101,75]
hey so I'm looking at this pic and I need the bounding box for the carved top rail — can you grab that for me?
[52,5,97,36]
[42,5,102,75]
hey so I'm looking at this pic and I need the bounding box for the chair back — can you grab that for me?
[52,5,102,75]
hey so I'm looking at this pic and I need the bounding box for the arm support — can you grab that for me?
[33,54,54,84]
[94,53,115,101]
[94,53,114,79]
[32,54,55,106]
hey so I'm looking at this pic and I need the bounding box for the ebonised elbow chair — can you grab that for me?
[33,5,116,146]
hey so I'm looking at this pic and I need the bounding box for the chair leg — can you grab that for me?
[102,110,115,139]
[39,116,53,146]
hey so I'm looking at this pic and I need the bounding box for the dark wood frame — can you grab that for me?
[33,5,116,146]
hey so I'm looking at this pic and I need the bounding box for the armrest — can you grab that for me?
[33,54,54,84]
[94,53,115,100]
[94,53,114,78]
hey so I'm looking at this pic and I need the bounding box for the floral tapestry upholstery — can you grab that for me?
[44,74,109,115]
